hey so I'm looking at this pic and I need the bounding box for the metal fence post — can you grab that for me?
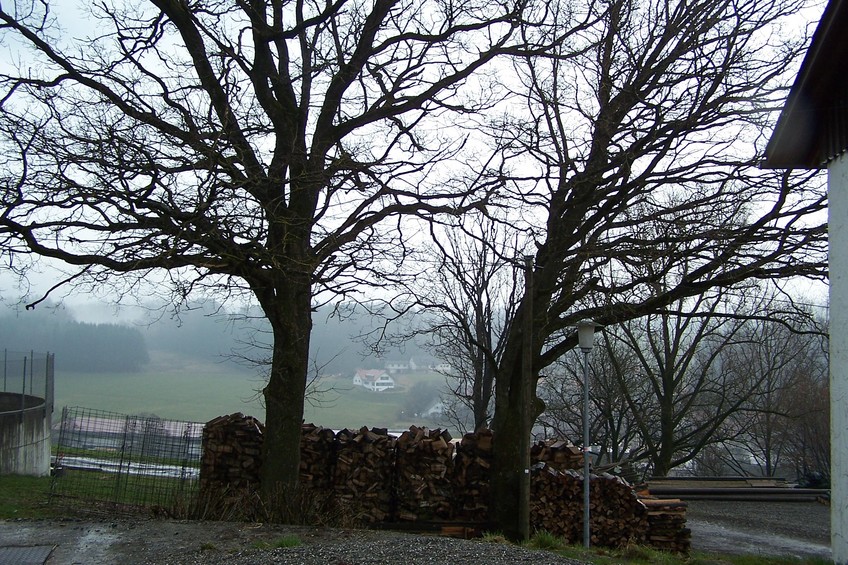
[19,354,27,423]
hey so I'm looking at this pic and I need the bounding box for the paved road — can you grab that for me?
[686,499,831,560]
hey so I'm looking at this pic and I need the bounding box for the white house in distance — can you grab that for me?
[383,360,408,374]
[384,358,418,374]
[763,0,848,561]
[352,369,396,392]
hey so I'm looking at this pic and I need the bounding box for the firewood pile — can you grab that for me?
[197,418,688,553]
[531,439,584,471]
[530,463,648,548]
[199,412,264,493]
[394,426,455,521]
[197,413,264,514]
[639,497,691,553]
[299,423,336,489]
[332,426,397,523]
[452,428,494,521]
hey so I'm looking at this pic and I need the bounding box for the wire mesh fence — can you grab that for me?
[51,406,203,514]
[0,349,54,411]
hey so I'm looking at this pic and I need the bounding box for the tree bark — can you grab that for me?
[490,316,545,541]
[490,345,526,541]
[255,271,313,501]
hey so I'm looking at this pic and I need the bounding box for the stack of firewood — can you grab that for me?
[530,464,648,548]
[394,426,455,521]
[639,497,691,553]
[452,429,494,521]
[197,419,681,551]
[299,423,336,489]
[199,412,264,493]
[531,439,584,471]
[332,426,396,523]
[197,413,264,516]
[590,472,649,547]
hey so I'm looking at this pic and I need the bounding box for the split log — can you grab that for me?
[452,429,494,522]
[394,426,455,521]
[531,439,584,471]
[332,426,396,524]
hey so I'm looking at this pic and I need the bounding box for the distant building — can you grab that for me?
[431,362,453,373]
[384,361,408,374]
[384,358,418,374]
[352,369,396,392]
[423,400,446,418]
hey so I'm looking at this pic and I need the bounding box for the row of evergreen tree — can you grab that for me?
[0,309,149,373]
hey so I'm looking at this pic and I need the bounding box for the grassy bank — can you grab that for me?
[0,475,53,519]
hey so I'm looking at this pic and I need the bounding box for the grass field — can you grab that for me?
[54,364,451,431]
[55,369,266,423]
[0,475,53,519]
[301,372,446,431]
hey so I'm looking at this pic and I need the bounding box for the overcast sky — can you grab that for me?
[0,0,832,324]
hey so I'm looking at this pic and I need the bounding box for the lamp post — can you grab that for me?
[576,319,599,548]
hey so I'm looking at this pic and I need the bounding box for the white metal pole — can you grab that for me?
[582,347,591,548]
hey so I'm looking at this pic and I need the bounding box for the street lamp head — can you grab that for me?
[575,319,601,352]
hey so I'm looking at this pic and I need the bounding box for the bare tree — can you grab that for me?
[785,362,830,484]
[705,313,827,478]
[481,0,827,537]
[0,0,536,500]
[537,335,646,470]
[610,289,824,476]
[406,215,522,433]
[540,288,826,480]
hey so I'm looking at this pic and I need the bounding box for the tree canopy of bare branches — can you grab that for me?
[0,0,538,497]
[478,0,826,539]
[402,216,523,433]
[0,0,828,538]
[539,291,827,481]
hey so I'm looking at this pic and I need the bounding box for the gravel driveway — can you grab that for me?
[0,520,585,565]
[0,500,832,564]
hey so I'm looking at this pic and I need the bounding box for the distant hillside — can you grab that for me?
[0,307,149,373]
[1,300,440,377]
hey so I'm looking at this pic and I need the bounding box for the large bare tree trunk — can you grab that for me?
[490,315,545,542]
[256,271,312,499]
[490,348,525,540]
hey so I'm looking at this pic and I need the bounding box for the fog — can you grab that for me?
[0,297,434,377]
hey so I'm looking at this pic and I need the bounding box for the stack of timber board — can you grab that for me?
[638,496,691,553]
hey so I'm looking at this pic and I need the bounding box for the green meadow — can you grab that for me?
[54,369,266,423]
[54,365,450,432]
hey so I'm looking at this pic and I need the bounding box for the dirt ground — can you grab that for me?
[0,500,833,564]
